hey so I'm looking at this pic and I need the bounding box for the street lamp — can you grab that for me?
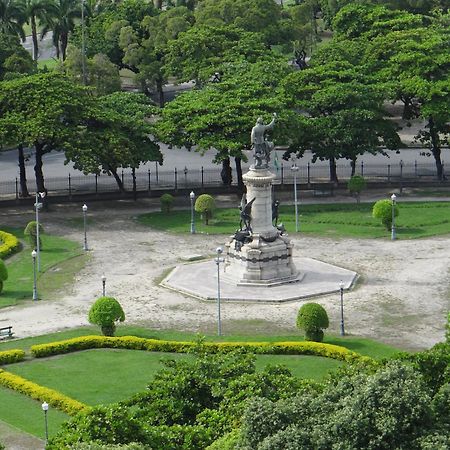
[41,402,49,444]
[101,274,106,297]
[339,280,345,336]
[391,194,397,241]
[82,204,88,251]
[32,249,38,301]
[291,158,300,232]
[190,191,196,234]
[34,191,45,272]
[215,247,224,336]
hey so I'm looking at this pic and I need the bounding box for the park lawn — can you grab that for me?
[0,227,86,308]
[137,201,450,239]
[0,386,69,439]
[5,349,341,406]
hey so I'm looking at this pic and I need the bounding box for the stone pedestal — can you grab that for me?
[224,167,299,285]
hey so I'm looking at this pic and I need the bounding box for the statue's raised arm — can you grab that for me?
[251,113,277,170]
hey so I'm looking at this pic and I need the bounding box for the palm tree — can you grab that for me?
[41,0,79,60]
[0,0,26,39]
[22,0,57,60]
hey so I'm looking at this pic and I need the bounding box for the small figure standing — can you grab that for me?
[251,113,277,169]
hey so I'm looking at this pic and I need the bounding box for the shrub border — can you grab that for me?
[0,349,26,365]
[0,230,21,259]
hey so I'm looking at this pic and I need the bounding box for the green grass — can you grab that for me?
[0,386,69,439]
[0,227,86,308]
[37,58,59,70]
[137,201,450,239]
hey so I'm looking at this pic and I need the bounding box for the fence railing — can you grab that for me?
[0,160,444,200]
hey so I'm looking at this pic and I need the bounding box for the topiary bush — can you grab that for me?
[0,259,7,294]
[24,221,44,249]
[0,230,20,258]
[373,199,398,230]
[88,297,125,337]
[347,175,366,203]
[296,302,329,342]
[195,194,215,225]
[160,193,175,213]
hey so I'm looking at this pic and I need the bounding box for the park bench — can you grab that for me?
[0,326,13,339]
[313,183,334,197]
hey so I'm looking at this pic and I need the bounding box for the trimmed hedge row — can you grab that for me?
[0,231,20,259]
[0,369,90,416]
[0,349,25,365]
[30,335,372,364]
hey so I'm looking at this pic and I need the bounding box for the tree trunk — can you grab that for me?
[153,0,163,9]
[429,116,444,181]
[31,16,39,61]
[132,167,137,201]
[110,168,125,191]
[157,80,165,108]
[401,97,417,120]
[220,157,232,185]
[18,144,29,197]
[34,142,47,194]
[61,32,68,60]
[350,157,356,177]
[329,157,338,183]
[234,156,244,193]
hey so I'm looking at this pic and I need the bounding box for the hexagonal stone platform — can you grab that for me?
[161,257,357,303]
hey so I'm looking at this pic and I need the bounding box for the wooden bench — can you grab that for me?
[0,326,13,339]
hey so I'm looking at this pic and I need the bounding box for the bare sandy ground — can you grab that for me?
[1,198,449,352]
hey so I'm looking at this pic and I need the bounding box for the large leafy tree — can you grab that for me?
[65,91,162,193]
[282,61,401,182]
[364,24,449,179]
[0,73,91,194]
[155,56,294,190]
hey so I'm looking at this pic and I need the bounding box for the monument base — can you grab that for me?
[224,232,299,286]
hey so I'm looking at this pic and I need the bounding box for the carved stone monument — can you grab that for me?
[224,115,299,285]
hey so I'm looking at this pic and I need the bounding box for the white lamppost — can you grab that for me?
[339,280,345,336]
[391,194,397,241]
[190,191,196,234]
[32,249,38,301]
[101,274,106,297]
[34,191,45,271]
[215,247,224,336]
[41,402,49,444]
[291,158,300,232]
[82,204,88,251]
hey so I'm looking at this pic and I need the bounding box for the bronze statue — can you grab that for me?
[239,196,255,232]
[251,113,277,169]
[272,199,280,226]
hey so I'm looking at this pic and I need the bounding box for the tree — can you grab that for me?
[0,258,7,294]
[155,56,293,190]
[282,61,400,182]
[64,91,162,192]
[21,0,57,60]
[373,198,399,231]
[40,0,80,60]
[0,32,35,80]
[88,296,125,336]
[296,302,329,342]
[195,194,215,225]
[0,73,92,194]
[0,0,25,40]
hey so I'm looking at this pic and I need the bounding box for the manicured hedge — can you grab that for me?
[0,349,25,365]
[0,231,20,259]
[0,369,90,415]
[31,335,372,364]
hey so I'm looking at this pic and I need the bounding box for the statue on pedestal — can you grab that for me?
[251,113,277,169]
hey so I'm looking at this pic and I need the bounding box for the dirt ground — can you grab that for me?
[1,194,449,352]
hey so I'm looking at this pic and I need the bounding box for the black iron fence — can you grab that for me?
[0,160,445,200]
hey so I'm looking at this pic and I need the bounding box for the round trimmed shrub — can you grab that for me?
[296,302,329,342]
[373,199,399,230]
[195,194,215,225]
[0,259,7,294]
[24,221,44,249]
[88,297,125,337]
[160,193,174,213]
[347,175,366,203]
